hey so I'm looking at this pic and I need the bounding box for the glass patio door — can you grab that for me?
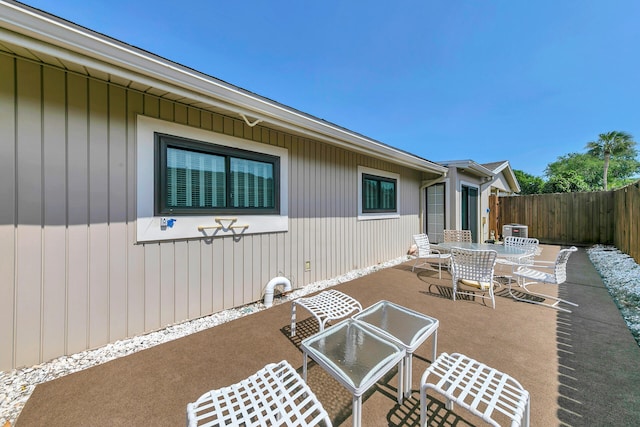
[426,183,445,243]
[461,185,478,242]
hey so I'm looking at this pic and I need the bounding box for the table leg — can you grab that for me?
[353,395,361,427]
[404,354,412,399]
[302,351,308,381]
[432,330,438,362]
[397,358,404,403]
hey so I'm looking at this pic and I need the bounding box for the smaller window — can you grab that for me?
[362,173,397,213]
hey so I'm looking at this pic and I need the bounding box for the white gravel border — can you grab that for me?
[3,246,640,426]
[0,256,409,426]
[587,245,640,344]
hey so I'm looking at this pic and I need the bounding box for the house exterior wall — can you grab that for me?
[0,54,422,370]
[489,171,511,193]
[444,168,459,231]
[445,170,488,242]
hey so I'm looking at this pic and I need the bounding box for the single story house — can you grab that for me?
[425,160,521,243]
[0,1,449,370]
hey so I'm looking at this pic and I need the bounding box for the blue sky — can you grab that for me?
[23,0,640,177]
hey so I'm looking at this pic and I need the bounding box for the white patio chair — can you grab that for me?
[510,246,578,313]
[420,352,530,427]
[450,247,499,309]
[290,289,362,337]
[412,233,451,279]
[496,236,540,268]
[187,360,332,427]
[443,229,473,243]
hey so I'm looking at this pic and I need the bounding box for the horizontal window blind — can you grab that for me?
[158,133,279,215]
[167,147,225,208]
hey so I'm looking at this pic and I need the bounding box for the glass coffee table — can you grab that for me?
[353,300,439,399]
[301,318,405,427]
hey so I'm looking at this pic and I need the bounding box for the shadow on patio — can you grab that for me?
[15,245,640,426]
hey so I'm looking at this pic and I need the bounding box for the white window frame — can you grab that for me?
[136,115,288,242]
[357,166,400,221]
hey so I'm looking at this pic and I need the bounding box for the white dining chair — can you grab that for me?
[412,234,451,279]
[511,246,578,312]
[450,247,499,309]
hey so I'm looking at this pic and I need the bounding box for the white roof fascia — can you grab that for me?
[488,161,509,174]
[501,164,521,193]
[0,1,447,175]
[485,161,521,193]
[439,160,494,178]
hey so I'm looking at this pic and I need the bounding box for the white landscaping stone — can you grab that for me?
[0,257,408,425]
[3,247,639,426]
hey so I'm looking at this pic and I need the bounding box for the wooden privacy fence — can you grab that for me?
[497,181,640,264]
[613,181,640,263]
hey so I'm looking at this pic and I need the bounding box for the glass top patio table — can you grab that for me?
[434,241,527,257]
[353,300,439,399]
[301,318,405,427]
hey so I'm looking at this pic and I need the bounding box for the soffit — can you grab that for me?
[0,2,447,175]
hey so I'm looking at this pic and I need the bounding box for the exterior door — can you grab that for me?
[426,183,445,243]
[461,185,478,242]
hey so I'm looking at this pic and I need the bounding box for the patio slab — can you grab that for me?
[15,245,640,426]
[557,248,640,425]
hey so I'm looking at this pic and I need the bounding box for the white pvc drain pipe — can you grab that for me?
[263,276,292,308]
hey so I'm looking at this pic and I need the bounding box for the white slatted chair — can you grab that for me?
[187,360,332,427]
[496,236,540,268]
[290,289,362,337]
[412,233,451,279]
[420,352,530,427]
[450,247,498,309]
[443,229,473,243]
[510,246,578,313]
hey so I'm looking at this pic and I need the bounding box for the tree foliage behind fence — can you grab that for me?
[498,181,640,264]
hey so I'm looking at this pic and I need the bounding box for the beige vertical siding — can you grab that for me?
[0,53,423,370]
[42,66,67,362]
[66,72,90,355]
[15,59,43,367]
[0,54,16,371]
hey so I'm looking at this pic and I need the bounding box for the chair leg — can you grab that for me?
[509,280,578,313]
[290,303,297,337]
[489,285,495,309]
[522,282,578,310]
[420,388,427,427]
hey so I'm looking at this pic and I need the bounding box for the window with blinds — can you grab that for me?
[362,173,397,213]
[156,133,279,215]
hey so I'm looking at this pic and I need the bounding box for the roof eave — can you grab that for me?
[0,1,447,175]
[439,159,494,177]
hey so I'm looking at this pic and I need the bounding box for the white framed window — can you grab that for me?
[156,133,280,215]
[137,116,288,242]
[357,166,400,220]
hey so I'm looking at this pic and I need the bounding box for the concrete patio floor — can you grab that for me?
[15,245,640,426]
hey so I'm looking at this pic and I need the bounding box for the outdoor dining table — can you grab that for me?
[434,241,527,257]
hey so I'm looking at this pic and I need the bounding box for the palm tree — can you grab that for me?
[585,131,636,190]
